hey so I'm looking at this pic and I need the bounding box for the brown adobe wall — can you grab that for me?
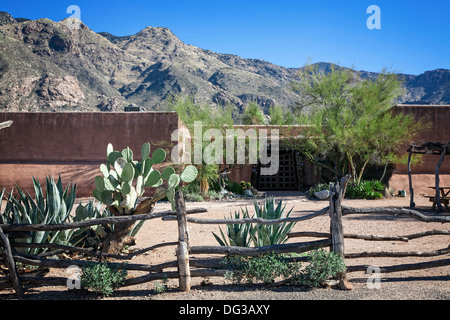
[389,105,450,196]
[0,112,178,197]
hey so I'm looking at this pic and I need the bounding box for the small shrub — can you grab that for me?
[346,180,384,200]
[183,192,205,202]
[207,190,224,201]
[220,253,296,284]
[221,249,346,288]
[225,180,245,195]
[290,249,346,288]
[153,276,169,294]
[81,263,127,297]
[308,183,329,198]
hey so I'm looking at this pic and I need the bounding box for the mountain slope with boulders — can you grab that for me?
[0,11,448,113]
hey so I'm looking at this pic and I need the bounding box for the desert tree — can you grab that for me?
[290,63,426,185]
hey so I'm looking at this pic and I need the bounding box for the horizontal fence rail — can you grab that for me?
[1,176,450,298]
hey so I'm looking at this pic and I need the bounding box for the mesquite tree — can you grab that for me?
[290,64,426,185]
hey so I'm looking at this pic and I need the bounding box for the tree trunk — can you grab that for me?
[101,221,136,256]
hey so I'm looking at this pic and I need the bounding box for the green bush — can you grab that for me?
[345,180,384,200]
[290,249,346,287]
[308,183,329,196]
[221,249,346,288]
[225,180,245,195]
[81,262,127,297]
[220,253,296,284]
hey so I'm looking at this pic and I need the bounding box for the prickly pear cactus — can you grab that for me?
[93,142,198,214]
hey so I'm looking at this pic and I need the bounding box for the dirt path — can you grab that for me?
[1,193,449,300]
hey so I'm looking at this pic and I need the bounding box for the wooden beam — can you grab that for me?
[0,216,24,298]
[347,258,450,273]
[407,148,415,208]
[162,206,330,225]
[189,239,331,257]
[175,191,191,292]
[341,205,450,223]
[435,142,447,212]
[0,120,13,130]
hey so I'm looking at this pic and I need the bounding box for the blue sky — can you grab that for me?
[2,0,449,75]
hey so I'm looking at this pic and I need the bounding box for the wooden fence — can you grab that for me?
[1,176,450,298]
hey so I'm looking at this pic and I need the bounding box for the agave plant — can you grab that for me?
[0,176,77,255]
[249,197,295,247]
[212,196,296,248]
[212,207,252,247]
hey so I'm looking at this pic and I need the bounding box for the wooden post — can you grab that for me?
[435,143,446,212]
[0,216,24,298]
[329,179,352,290]
[175,191,191,292]
[407,148,415,208]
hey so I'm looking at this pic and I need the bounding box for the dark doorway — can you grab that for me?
[257,150,299,190]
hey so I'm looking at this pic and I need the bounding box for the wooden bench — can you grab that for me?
[424,195,450,211]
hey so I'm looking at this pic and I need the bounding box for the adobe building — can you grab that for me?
[0,105,447,199]
[0,112,181,197]
[388,105,450,196]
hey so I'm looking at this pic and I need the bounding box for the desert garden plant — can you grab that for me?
[289,249,346,288]
[0,176,77,255]
[212,207,252,247]
[290,63,427,185]
[80,262,127,297]
[249,197,296,247]
[345,179,385,200]
[212,197,296,247]
[220,253,296,284]
[92,141,198,254]
[220,249,346,287]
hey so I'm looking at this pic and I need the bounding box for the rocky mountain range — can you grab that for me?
[0,11,448,113]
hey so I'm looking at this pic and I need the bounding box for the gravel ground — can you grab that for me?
[1,193,449,301]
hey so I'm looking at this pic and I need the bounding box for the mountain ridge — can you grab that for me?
[0,11,448,113]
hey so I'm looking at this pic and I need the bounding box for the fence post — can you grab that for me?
[175,190,191,292]
[329,177,352,290]
[0,216,24,298]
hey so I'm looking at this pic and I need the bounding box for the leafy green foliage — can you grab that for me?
[290,64,427,184]
[81,262,127,297]
[220,253,296,284]
[268,105,295,125]
[289,249,346,288]
[242,102,266,125]
[346,179,385,200]
[221,249,346,287]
